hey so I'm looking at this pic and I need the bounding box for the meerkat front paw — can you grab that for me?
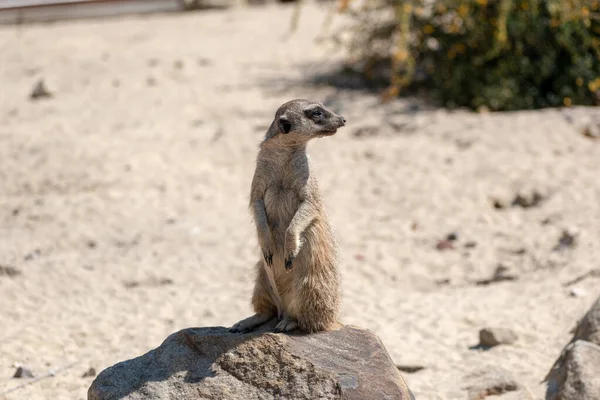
[284,230,300,271]
[259,236,274,267]
[284,256,295,271]
[274,316,298,333]
[263,249,273,266]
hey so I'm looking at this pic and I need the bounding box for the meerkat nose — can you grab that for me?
[340,117,347,125]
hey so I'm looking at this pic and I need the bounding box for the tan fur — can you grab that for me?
[230,99,346,334]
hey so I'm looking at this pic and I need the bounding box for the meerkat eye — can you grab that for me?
[311,109,323,118]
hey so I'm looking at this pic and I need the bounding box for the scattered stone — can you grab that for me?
[512,190,544,208]
[545,296,600,399]
[23,249,41,261]
[13,367,34,378]
[464,241,477,249]
[479,327,518,347]
[146,76,157,87]
[29,79,53,100]
[553,229,577,252]
[82,367,97,378]
[465,366,520,400]
[0,265,21,277]
[455,138,474,150]
[211,128,224,143]
[435,278,451,286]
[86,240,97,249]
[123,277,173,289]
[581,123,600,140]
[492,198,506,210]
[556,296,600,351]
[88,324,414,400]
[354,253,365,261]
[396,364,425,373]
[569,287,586,298]
[545,341,600,400]
[491,189,546,210]
[446,232,459,241]
[475,264,517,286]
[436,239,455,251]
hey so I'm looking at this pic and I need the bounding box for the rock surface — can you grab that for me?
[88,323,413,400]
[546,296,600,400]
[545,341,600,400]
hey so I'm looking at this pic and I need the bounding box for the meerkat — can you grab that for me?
[229,99,346,334]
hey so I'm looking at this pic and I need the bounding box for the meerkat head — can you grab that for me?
[265,99,346,143]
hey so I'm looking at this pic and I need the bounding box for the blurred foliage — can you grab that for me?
[336,0,600,110]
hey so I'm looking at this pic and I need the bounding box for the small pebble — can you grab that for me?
[436,239,454,251]
[0,265,21,277]
[29,79,53,100]
[479,327,518,347]
[582,124,600,139]
[446,232,458,241]
[13,366,34,378]
[569,287,586,297]
[553,229,577,252]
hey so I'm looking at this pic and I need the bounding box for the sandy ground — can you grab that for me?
[1,3,599,399]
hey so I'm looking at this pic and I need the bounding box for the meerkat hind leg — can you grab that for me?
[229,313,274,333]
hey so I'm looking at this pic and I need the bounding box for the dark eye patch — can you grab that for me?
[311,109,323,118]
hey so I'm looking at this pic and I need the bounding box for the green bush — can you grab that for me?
[338,0,600,111]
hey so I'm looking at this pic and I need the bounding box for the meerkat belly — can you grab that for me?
[262,182,303,315]
[263,183,300,249]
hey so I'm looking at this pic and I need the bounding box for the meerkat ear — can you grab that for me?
[278,116,292,134]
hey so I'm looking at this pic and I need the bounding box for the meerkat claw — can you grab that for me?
[284,256,295,270]
[263,251,273,266]
[275,317,298,333]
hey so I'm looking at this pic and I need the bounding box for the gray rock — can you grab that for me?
[546,341,600,400]
[88,323,413,400]
[479,327,518,347]
[570,297,600,346]
[545,296,600,399]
